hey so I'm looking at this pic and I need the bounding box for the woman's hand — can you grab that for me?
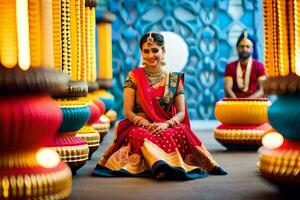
[150,122,170,136]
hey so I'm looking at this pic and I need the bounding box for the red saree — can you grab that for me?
[93,68,218,179]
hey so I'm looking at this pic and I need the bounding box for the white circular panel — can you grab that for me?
[160,31,189,72]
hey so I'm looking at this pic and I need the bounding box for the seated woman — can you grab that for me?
[93,32,227,179]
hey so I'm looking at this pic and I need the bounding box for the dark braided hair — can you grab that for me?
[139,32,165,50]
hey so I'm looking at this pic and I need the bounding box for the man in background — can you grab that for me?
[224,31,266,98]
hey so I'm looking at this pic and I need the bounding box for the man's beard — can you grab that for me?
[238,52,251,60]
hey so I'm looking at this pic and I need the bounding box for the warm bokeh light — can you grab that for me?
[262,132,284,149]
[100,115,110,123]
[36,148,60,168]
[16,0,30,70]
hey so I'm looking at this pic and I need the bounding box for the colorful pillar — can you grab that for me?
[95,10,117,126]
[96,10,114,88]
[0,0,72,198]
[259,0,300,192]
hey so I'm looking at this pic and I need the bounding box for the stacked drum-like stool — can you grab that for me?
[214,98,271,150]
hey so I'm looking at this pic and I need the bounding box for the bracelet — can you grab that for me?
[132,115,150,128]
[172,116,180,125]
[165,116,181,127]
[166,119,174,127]
[132,116,139,124]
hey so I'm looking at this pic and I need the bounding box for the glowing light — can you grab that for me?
[262,132,284,149]
[16,0,30,70]
[36,148,60,168]
[100,115,110,123]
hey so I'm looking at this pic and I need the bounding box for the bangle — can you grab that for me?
[132,116,139,124]
[132,116,150,128]
[172,117,180,125]
[166,119,175,127]
[165,117,181,127]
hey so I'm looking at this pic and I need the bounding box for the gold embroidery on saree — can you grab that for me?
[170,73,178,87]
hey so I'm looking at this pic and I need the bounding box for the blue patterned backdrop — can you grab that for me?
[96,0,264,119]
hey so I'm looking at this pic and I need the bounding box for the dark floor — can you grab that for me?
[70,121,293,200]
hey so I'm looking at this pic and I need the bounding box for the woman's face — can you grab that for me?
[141,41,165,68]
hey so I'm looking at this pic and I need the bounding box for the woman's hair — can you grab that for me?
[139,32,165,50]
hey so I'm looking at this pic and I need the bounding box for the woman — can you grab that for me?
[93,32,227,179]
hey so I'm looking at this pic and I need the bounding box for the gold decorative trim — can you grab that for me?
[263,74,300,95]
[141,139,216,172]
[141,139,198,172]
[92,122,110,133]
[79,0,86,80]
[259,147,300,182]
[263,0,299,77]
[56,99,86,107]
[90,7,96,81]
[214,128,266,141]
[0,162,72,199]
[61,0,72,76]
[104,144,148,174]
[0,151,39,168]
[52,144,89,162]
[102,139,217,174]
[52,0,62,71]
[76,128,100,148]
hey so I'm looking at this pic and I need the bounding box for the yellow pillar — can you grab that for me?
[61,0,72,77]
[97,22,113,80]
[85,7,92,81]
[263,0,276,77]
[90,7,96,81]
[80,0,86,80]
[84,5,96,82]
[276,0,289,76]
[28,0,42,68]
[52,0,62,71]
[85,7,96,81]
[0,1,18,68]
[41,0,54,68]
[294,0,300,76]
[70,0,79,80]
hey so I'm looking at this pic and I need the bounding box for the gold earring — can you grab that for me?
[160,57,166,66]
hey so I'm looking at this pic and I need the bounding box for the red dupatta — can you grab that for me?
[132,68,191,127]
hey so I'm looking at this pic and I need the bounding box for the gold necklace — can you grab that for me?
[144,69,164,86]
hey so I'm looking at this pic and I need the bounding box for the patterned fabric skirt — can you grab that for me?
[93,124,217,180]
